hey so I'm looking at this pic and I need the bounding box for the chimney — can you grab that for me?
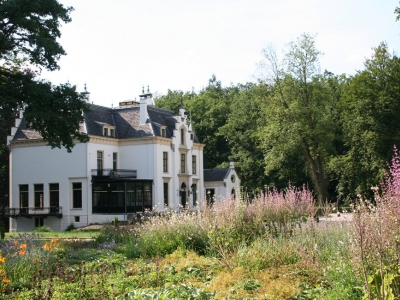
[81,83,90,103]
[229,160,235,169]
[139,86,149,124]
[145,85,154,106]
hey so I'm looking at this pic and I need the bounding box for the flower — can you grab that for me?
[19,244,26,249]
[0,256,5,263]
[2,278,10,285]
[51,238,57,243]
[19,250,26,256]
[42,244,53,251]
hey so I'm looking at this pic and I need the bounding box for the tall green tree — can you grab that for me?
[0,0,89,208]
[258,33,339,203]
[0,0,89,151]
[217,83,270,194]
[186,75,234,168]
[332,43,400,201]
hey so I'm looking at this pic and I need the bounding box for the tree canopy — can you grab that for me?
[0,0,89,207]
[0,0,89,152]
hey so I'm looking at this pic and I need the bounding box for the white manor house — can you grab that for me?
[6,89,207,231]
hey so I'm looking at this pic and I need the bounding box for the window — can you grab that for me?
[161,127,166,137]
[19,185,28,208]
[180,128,185,145]
[34,184,44,208]
[163,182,169,207]
[110,128,115,137]
[163,152,168,172]
[113,153,118,170]
[73,182,82,208]
[97,151,103,170]
[181,153,186,173]
[74,216,80,222]
[191,183,197,206]
[190,133,194,140]
[49,183,59,208]
[192,156,196,174]
[103,128,108,136]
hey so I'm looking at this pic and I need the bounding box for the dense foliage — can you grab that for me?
[0,0,90,209]
[156,37,400,204]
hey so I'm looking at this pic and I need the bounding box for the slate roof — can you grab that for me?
[12,104,200,142]
[13,119,43,140]
[204,168,229,182]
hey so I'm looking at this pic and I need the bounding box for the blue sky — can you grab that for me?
[42,0,400,107]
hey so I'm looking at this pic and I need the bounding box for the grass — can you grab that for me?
[2,177,393,299]
[0,218,363,299]
[6,230,100,240]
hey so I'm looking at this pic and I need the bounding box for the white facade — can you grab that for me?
[204,162,241,204]
[7,94,205,231]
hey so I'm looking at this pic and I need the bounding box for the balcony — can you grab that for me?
[91,169,137,181]
[5,207,62,218]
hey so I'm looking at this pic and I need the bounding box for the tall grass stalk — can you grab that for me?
[349,147,400,300]
[127,184,315,259]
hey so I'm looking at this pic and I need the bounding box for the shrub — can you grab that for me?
[34,225,52,232]
[131,210,208,258]
[349,146,400,300]
[65,223,75,232]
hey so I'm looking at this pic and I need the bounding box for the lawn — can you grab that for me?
[6,230,99,240]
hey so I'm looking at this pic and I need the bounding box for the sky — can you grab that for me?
[41,0,400,108]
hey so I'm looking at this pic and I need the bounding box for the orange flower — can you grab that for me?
[19,250,26,256]
[2,278,10,285]
[0,256,5,263]
[51,238,57,243]
[42,244,53,251]
[19,244,26,249]
[13,241,18,246]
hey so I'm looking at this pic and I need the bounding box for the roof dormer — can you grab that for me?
[95,121,116,137]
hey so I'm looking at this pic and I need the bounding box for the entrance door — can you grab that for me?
[180,182,187,208]
[206,188,215,206]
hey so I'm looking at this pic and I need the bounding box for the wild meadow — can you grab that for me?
[0,150,399,299]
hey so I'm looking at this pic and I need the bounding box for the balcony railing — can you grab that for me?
[91,169,137,179]
[5,207,62,218]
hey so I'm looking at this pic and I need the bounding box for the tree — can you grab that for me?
[258,33,339,203]
[332,43,400,201]
[0,0,89,151]
[217,83,271,194]
[186,75,233,168]
[0,0,73,71]
[0,0,89,208]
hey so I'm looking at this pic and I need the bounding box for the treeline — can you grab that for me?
[155,34,400,205]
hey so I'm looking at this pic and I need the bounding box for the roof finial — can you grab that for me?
[142,86,145,94]
[147,85,150,93]
[84,83,87,92]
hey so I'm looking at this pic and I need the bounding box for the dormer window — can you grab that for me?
[190,133,194,141]
[95,122,115,138]
[102,126,115,137]
[161,127,166,137]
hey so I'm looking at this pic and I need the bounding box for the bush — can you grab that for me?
[65,223,75,232]
[349,147,400,299]
[34,225,52,232]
